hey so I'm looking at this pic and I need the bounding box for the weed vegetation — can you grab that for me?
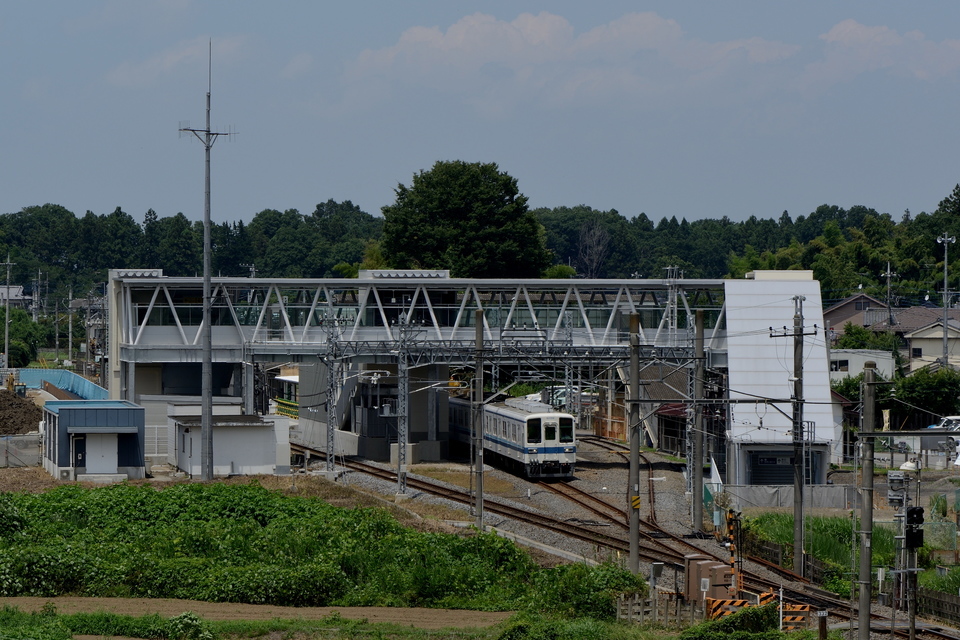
[0,481,643,619]
[743,513,898,596]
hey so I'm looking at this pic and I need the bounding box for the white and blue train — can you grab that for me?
[449,395,576,479]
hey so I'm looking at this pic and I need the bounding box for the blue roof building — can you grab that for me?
[41,400,145,482]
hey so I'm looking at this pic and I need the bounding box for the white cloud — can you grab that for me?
[105,35,247,88]
[802,19,960,88]
[343,12,799,114]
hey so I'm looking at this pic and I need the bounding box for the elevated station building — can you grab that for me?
[107,268,837,485]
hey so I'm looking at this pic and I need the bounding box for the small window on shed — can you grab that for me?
[912,347,922,359]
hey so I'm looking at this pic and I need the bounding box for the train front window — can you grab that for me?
[527,418,542,443]
[544,422,557,442]
[559,417,574,443]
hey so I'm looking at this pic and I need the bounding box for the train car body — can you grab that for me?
[449,396,576,478]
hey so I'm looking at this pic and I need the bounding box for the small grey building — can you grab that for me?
[41,400,145,482]
[171,413,290,477]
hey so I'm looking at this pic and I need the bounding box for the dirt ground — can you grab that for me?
[0,389,42,435]
[0,597,513,630]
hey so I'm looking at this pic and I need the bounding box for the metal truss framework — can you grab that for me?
[109,271,739,493]
[112,272,730,365]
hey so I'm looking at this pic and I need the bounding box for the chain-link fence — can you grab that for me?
[0,434,40,467]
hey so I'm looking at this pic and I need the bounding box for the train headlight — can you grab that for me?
[528,448,538,454]
[564,447,574,453]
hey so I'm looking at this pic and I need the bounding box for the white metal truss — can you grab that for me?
[112,274,728,358]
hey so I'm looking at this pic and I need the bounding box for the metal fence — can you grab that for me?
[0,434,40,467]
[724,484,858,510]
[919,587,960,626]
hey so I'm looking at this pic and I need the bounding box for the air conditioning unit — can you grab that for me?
[59,469,73,481]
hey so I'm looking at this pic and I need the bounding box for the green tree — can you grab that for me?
[7,308,45,362]
[382,161,551,277]
[155,213,201,276]
[99,207,143,271]
[889,368,960,429]
[544,264,576,278]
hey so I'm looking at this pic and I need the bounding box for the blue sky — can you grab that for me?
[3,2,960,225]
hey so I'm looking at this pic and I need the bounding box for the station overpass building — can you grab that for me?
[107,268,837,485]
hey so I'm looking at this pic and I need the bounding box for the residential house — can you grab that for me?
[902,319,960,371]
[823,293,887,339]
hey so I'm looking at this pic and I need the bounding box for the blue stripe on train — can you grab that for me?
[450,424,576,455]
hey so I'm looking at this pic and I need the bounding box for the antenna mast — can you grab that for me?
[180,41,233,481]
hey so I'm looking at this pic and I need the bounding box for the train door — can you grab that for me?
[543,419,558,447]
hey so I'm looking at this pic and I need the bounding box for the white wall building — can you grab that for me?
[828,349,896,382]
[724,271,837,485]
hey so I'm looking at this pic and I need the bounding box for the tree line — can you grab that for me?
[6,161,960,312]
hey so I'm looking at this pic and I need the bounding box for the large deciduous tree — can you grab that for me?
[381,161,551,278]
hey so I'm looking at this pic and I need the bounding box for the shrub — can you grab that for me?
[680,602,781,640]
[0,493,24,538]
[525,562,645,620]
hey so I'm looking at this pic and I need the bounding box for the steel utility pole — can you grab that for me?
[1,255,13,369]
[883,262,898,325]
[628,313,640,574]
[858,362,876,640]
[324,316,342,477]
[180,41,233,481]
[938,233,955,367]
[792,296,806,578]
[692,310,705,531]
[770,296,816,578]
[474,310,484,529]
[68,287,73,368]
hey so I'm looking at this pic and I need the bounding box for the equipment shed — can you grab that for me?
[41,400,145,482]
[171,414,290,477]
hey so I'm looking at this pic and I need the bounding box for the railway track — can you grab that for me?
[578,434,658,523]
[291,441,958,637]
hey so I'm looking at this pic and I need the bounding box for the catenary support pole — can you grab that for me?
[629,313,640,574]
[692,310,705,531]
[474,310,484,529]
[858,362,876,640]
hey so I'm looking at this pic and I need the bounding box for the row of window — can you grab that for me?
[830,348,924,372]
[451,403,574,445]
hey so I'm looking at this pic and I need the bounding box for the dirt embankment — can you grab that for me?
[0,389,42,435]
